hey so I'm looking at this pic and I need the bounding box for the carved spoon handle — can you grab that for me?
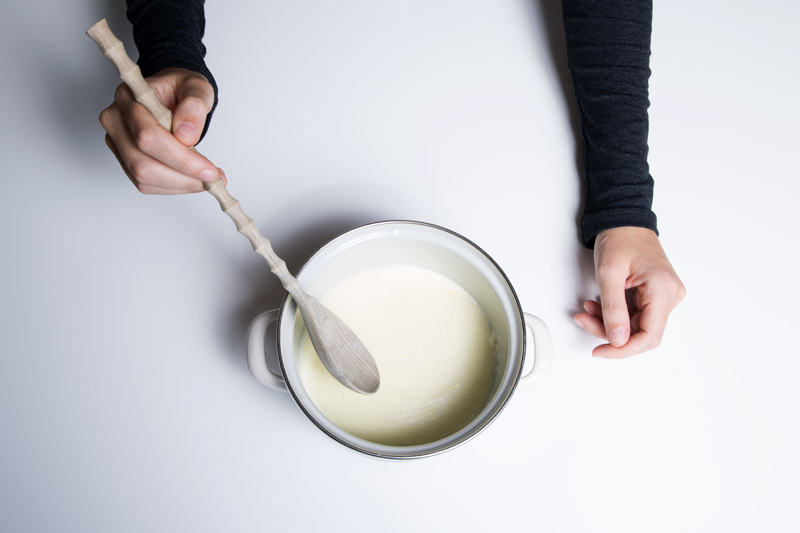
[87,19,380,395]
[85,19,300,295]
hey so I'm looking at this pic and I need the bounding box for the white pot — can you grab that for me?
[246,221,552,459]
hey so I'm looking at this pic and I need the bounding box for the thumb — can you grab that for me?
[597,267,631,347]
[171,75,215,147]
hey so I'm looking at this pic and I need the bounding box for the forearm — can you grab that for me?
[126,0,218,141]
[562,0,657,248]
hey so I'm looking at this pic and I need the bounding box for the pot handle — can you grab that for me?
[246,310,288,393]
[518,313,553,387]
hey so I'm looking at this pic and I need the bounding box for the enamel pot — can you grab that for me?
[246,221,552,459]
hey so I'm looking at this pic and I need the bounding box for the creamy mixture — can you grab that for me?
[297,264,497,446]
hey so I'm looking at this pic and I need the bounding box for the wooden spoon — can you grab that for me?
[87,19,380,395]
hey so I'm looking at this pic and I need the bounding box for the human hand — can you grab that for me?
[99,67,225,194]
[574,226,686,358]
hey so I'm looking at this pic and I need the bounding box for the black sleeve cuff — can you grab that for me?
[580,207,658,248]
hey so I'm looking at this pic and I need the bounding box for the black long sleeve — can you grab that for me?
[562,0,658,247]
[126,0,218,142]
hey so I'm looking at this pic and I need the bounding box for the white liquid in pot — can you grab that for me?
[297,264,497,446]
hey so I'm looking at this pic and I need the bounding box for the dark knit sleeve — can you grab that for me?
[126,0,218,142]
[562,0,658,248]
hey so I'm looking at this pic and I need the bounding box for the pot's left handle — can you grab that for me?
[246,310,288,392]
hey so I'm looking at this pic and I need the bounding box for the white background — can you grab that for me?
[1,1,798,531]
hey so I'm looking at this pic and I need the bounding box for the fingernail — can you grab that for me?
[608,328,626,347]
[573,315,584,329]
[176,122,198,141]
[199,168,217,182]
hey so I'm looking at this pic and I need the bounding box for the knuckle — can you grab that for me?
[646,336,662,351]
[136,183,157,195]
[595,260,617,276]
[596,260,627,283]
[182,95,209,114]
[657,274,687,306]
[127,158,153,185]
[676,281,687,302]
[98,107,114,130]
[637,332,663,353]
[601,299,627,314]
[133,126,158,152]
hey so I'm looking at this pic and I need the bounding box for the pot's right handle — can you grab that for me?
[519,313,553,387]
[246,310,288,392]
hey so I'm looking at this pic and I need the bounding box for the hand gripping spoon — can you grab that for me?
[87,19,379,394]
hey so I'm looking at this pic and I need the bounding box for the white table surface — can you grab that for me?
[2,1,798,531]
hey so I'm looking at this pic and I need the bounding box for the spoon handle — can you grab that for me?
[205,180,303,298]
[86,20,171,128]
[86,19,302,296]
